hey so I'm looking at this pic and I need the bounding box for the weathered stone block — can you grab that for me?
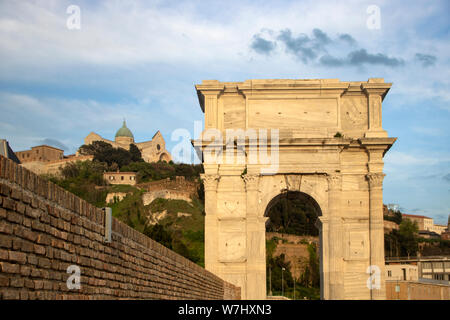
[0,262,20,273]
[0,235,12,248]
[8,251,27,264]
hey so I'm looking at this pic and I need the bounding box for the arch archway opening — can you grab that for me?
[159,153,170,162]
[265,191,322,300]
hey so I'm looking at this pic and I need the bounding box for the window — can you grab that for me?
[121,176,124,180]
[422,262,432,269]
[157,144,161,151]
[387,271,392,277]
[433,274,444,280]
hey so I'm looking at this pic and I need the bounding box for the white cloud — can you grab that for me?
[384,150,450,167]
[411,126,447,137]
[0,91,196,154]
[0,0,449,219]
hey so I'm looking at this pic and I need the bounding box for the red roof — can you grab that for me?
[402,213,432,219]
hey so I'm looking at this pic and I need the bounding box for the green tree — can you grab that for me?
[143,224,173,249]
[267,253,294,294]
[129,144,143,162]
[300,243,320,288]
[50,160,108,207]
[398,219,419,257]
[78,141,142,168]
[266,195,319,236]
[79,140,112,157]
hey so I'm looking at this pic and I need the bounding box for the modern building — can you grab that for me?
[83,120,172,163]
[386,256,450,284]
[385,264,418,281]
[420,259,450,282]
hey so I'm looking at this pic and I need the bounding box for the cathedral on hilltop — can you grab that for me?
[83,120,172,163]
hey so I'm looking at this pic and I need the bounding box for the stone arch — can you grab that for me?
[264,190,322,296]
[264,190,322,219]
[257,175,328,220]
[257,179,329,300]
[196,78,396,300]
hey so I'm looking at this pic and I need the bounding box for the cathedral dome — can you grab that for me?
[115,120,134,139]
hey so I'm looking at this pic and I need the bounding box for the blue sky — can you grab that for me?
[0,0,449,224]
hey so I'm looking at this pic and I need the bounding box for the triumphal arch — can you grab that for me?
[193,78,396,300]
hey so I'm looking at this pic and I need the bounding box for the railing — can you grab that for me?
[386,256,450,262]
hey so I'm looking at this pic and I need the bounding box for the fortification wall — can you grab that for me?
[0,155,240,300]
[266,232,320,280]
[142,190,192,206]
[139,176,198,194]
[20,155,94,177]
[139,176,198,205]
[266,232,318,245]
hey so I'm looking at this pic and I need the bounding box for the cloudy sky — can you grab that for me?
[0,0,449,223]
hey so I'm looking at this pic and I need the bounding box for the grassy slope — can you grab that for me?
[146,198,205,267]
[106,189,205,266]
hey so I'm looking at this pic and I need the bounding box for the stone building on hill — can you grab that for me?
[83,120,172,163]
[402,213,448,235]
[15,145,64,163]
[441,215,450,240]
[14,144,94,176]
[103,171,137,186]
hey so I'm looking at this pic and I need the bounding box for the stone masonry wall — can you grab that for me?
[139,176,198,195]
[0,156,240,300]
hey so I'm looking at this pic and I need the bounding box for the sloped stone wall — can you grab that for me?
[0,156,240,300]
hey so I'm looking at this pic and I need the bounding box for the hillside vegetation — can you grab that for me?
[44,141,205,266]
[383,205,450,257]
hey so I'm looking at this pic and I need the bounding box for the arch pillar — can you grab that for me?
[326,173,345,299]
[200,174,220,275]
[243,174,267,300]
[366,172,386,299]
[316,216,329,300]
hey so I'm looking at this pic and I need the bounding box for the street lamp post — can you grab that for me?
[294,277,296,300]
[281,267,285,297]
[269,266,272,296]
